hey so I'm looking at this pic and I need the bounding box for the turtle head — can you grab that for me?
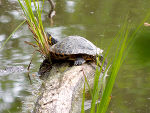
[47,33,58,45]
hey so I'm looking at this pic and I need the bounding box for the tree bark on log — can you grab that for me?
[34,61,102,113]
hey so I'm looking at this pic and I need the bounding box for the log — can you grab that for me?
[33,60,104,113]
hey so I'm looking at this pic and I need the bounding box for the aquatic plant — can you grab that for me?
[17,0,50,57]
[82,13,150,113]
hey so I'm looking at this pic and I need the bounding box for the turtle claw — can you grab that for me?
[74,58,86,65]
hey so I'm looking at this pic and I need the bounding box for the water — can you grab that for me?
[0,0,150,112]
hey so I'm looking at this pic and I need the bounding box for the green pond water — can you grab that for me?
[0,0,150,113]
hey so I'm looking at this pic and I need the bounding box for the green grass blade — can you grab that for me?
[83,71,93,98]
[97,24,129,113]
[92,66,101,96]
[1,20,26,49]
[33,0,38,13]
[24,0,44,47]
[18,0,29,18]
[90,66,102,112]
[37,0,44,32]
[81,83,86,113]
[41,0,45,14]
[96,12,150,112]
[90,17,129,113]
[17,0,50,56]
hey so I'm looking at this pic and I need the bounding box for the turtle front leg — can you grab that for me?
[74,58,86,65]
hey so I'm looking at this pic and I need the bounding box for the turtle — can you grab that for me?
[47,33,104,66]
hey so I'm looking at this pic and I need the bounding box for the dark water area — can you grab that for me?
[0,0,150,113]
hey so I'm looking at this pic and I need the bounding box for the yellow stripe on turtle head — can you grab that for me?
[48,35,52,45]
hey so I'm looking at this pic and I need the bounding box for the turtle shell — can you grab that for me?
[50,36,102,59]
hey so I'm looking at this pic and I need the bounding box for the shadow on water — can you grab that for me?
[132,28,150,66]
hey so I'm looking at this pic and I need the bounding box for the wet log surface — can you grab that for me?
[34,60,102,113]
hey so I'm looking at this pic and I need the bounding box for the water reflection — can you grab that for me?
[8,10,24,20]
[0,15,11,23]
[0,34,5,41]
[65,1,76,13]
[45,26,67,40]
[0,72,27,112]
[0,0,40,110]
